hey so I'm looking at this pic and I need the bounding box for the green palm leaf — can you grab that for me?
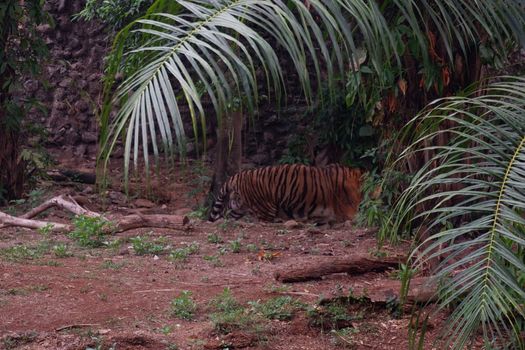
[98,0,525,187]
[389,77,525,349]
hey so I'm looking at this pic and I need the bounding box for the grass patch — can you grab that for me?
[130,235,167,255]
[0,243,50,262]
[170,290,197,320]
[250,296,305,321]
[52,243,73,258]
[168,242,200,264]
[69,215,113,248]
[207,233,223,244]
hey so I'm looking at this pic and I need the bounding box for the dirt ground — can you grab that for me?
[1,162,453,350]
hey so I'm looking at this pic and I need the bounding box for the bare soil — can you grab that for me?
[1,163,452,350]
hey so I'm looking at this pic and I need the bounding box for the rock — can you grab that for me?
[284,220,302,230]
[134,198,155,208]
[81,132,98,144]
[58,78,72,88]
[69,37,81,50]
[82,186,94,194]
[109,191,127,204]
[119,247,129,255]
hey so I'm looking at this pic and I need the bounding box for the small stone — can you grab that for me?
[74,100,90,112]
[81,132,98,144]
[74,144,87,157]
[119,247,129,255]
[59,78,72,88]
[284,220,302,230]
[82,186,94,194]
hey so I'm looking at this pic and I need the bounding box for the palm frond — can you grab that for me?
[389,77,525,349]
[97,0,525,189]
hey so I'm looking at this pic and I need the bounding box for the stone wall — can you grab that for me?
[26,0,107,162]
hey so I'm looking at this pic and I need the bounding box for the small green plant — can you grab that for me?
[203,254,223,267]
[187,206,208,220]
[398,263,416,310]
[130,235,166,255]
[168,242,200,264]
[246,244,258,253]
[159,325,172,335]
[101,260,125,270]
[0,244,48,262]
[38,223,54,237]
[307,302,359,330]
[330,327,359,348]
[207,233,223,244]
[209,288,262,335]
[170,290,197,320]
[250,296,305,321]
[229,239,242,253]
[69,215,113,248]
[52,244,72,258]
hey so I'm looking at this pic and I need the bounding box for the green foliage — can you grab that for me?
[52,244,73,258]
[76,0,153,29]
[130,235,166,255]
[209,288,263,335]
[69,215,113,248]
[307,300,361,331]
[207,233,223,244]
[170,290,197,320]
[249,296,305,321]
[0,244,49,262]
[168,242,200,264]
[386,77,525,349]
[229,239,241,253]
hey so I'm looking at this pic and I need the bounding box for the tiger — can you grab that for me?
[208,164,363,223]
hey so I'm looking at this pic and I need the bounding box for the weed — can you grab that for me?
[307,302,359,330]
[159,325,172,335]
[53,243,72,258]
[130,235,166,255]
[229,239,242,253]
[2,331,38,350]
[330,327,359,348]
[276,229,289,235]
[264,284,290,293]
[69,215,113,248]
[101,260,125,270]
[250,296,305,321]
[0,244,48,262]
[170,290,197,320]
[203,254,223,267]
[398,263,416,310]
[207,233,223,244]
[168,242,200,264]
[209,288,255,334]
[98,293,108,302]
[217,219,238,232]
[38,223,54,237]
[246,243,258,253]
[188,206,208,220]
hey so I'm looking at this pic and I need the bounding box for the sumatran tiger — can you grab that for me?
[208,164,362,223]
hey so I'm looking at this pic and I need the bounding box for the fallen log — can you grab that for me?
[274,254,405,283]
[0,195,190,234]
[318,277,437,307]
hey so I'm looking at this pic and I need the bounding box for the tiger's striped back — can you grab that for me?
[209,164,362,223]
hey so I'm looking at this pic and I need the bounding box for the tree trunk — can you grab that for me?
[0,125,24,203]
[208,110,243,204]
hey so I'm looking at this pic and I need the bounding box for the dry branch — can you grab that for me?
[0,195,190,233]
[274,254,405,283]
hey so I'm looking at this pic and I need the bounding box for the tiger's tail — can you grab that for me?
[208,182,229,222]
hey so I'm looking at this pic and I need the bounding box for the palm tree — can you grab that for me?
[388,77,525,349]
[98,0,525,191]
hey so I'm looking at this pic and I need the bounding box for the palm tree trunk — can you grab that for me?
[208,110,243,204]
